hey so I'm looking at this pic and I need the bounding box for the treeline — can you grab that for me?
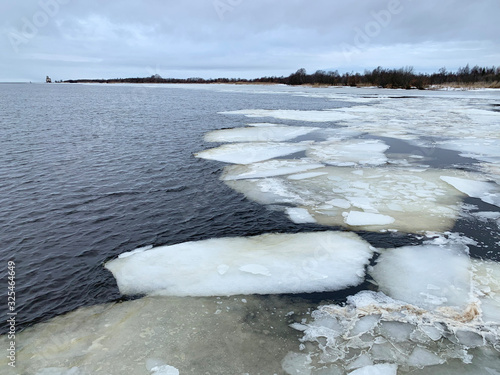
[61,65,500,89]
[287,65,500,89]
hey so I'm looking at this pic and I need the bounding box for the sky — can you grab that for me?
[1,0,499,82]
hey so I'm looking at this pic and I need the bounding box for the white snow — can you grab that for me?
[204,125,318,143]
[105,232,374,296]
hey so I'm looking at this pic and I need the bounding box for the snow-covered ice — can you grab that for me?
[105,231,375,296]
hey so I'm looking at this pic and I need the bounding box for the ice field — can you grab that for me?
[2,85,500,374]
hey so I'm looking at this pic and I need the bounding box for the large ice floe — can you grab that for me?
[105,231,375,296]
[224,166,484,232]
[0,294,317,375]
[284,236,500,375]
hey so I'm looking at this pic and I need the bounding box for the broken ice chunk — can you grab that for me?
[370,245,471,311]
[285,207,317,224]
[348,363,398,375]
[407,347,445,368]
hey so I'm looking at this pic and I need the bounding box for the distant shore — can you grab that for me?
[55,79,500,91]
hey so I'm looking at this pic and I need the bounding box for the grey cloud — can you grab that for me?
[1,0,498,81]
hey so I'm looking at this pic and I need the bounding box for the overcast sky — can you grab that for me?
[1,0,499,82]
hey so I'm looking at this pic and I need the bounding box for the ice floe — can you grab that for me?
[220,159,325,180]
[194,142,310,164]
[204,125,319,142]
[225,167,474,232]
[0,295,315,375]
[306,139,389,166]
[105,232,375,296]
[441,175,500,207]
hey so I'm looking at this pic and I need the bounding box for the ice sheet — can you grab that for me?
[204,125,318,142]
[0,295,315,375]
[105,232,374,296]
[194,142,310,164]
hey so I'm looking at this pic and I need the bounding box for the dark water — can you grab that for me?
[0,84,497,333]
[0,83,349,332]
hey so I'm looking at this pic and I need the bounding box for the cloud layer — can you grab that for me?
[1,0,499,81]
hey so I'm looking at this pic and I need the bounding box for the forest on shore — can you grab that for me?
[60,64,500,89]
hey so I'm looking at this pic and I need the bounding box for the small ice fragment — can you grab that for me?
[150,365,180,375]
[348,315,380,336]
[285,207,316,224]
[326,198,351,209]
[290,323,308,331]
[407,346,445,368]
[455,330,485,348]
[348,363,398,375]
[346,353,373,370]
[420,325,443,341]
[378,321,414,342]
